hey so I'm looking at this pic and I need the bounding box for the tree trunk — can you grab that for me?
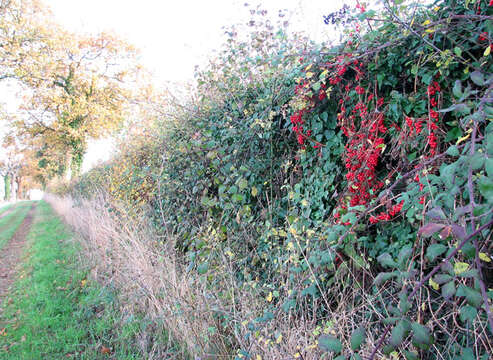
[16,176,22,200]
[9,172,16,201]
[4,174,10,201]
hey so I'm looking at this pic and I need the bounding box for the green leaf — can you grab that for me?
[350,326,366,351]
[434,274,453,284]
[478,176,493,203]
[197,262,209,274]
[454,47,462,57]
[377,253,397,268]
[469,152,485,170]
[398,291,411,314]
[442,281,456,300]
[411,322,433,348]
[374,272,398,286]
[281,298,296,313]
[446,145,460,157]
[404,350,419,360]
[390,319,410,347]
[318,335,342,354]
[485,158,493,178]
[460,305,477,323]
[426,243,447,261]
[238,178,248,191]
[470,71,485,86]
[397,245,413,269]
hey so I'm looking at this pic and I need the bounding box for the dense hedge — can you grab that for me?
[59,1,493,358]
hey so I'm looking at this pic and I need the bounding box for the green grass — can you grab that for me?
[0,202,33,252]
[0,204,12,215]
[0,201,145,359]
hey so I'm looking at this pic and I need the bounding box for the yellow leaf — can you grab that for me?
[422,19,431,26]
[454,262,469,275]
[276,334,283,344]
[251,186,258,197]
[456,133,470,145]
[81,279,87,287]
[286,242,294,251]
[266,292,273,302]
[305,72,314,79]
[289,227,297,235]
[256,355,262,360]
[294,353,301,358]
[479,253,491,262]
[484,45,491,57]
[429,278,440,290]
[278,229,287,237]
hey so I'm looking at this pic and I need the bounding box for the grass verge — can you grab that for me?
[0,201,146,359]
[0,202,33,252]
[0,204,12,215]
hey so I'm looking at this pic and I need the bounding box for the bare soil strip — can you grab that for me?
[0,204,36,307]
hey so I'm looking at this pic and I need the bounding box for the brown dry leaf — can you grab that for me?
[101,346,111,355]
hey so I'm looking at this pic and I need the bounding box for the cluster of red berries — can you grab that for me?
[291,72,329,147]
[356,2,366,14]
[427,81,441,157]
[369,200,404,224]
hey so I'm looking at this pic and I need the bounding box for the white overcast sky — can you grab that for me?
[46,0,345,83]
[1,0,347,172]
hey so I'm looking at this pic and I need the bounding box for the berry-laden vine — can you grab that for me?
[287,0,493,358]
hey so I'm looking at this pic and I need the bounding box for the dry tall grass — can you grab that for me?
[45,193,376,359]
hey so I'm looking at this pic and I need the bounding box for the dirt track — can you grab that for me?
[0,204,36,310]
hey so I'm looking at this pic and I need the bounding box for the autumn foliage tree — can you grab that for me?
[1,0,140,179]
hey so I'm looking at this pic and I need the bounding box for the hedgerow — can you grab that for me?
[57,0,493,358]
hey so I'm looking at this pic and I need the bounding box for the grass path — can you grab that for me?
[0,204,13,217]
[0,201,144,359]
[0,202,33,252]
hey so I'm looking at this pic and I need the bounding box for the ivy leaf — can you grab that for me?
[318,335,342,354]
[426,243,447,261]
[350,326,366,351]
